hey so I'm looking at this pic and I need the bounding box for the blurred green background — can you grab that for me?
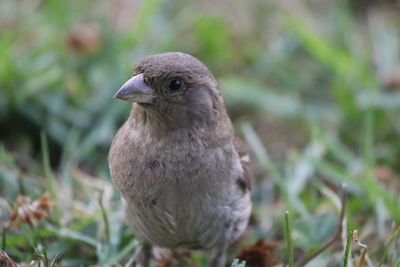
[1,0,400,266]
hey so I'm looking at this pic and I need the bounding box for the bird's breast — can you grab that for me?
[108,124,249,248]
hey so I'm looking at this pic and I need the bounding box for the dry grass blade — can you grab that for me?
[356,249,367,267]
[353,230,368,267]
[0,250,17,267]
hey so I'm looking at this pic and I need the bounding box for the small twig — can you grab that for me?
[294,191,347,267]
[353,230,368,267]
[343,230,353,267]
[356,249,367,267]
[284,211,294,267]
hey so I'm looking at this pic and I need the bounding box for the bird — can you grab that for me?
[108,52,252,267]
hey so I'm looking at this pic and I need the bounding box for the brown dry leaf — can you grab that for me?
[237,238,280,267]
[66,23,100,53]
[0,250,17,267]
[7,192,51,229]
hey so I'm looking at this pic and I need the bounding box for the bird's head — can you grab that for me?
[113,52,226,129]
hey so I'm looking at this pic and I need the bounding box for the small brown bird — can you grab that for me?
[108,52,252,267]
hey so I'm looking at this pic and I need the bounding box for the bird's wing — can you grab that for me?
[234,136,252,192]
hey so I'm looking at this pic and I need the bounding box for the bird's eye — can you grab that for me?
[168,79,183,92]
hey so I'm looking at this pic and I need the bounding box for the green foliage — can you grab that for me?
[284,211,294,267]
[343,231,353,267]
[1,0,400,266]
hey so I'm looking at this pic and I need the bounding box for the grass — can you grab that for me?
[343,231,353,267]
[1,0,400,266]
[284,211,294,267]
[379,226,400,267]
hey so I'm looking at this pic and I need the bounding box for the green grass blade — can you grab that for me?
[98,193,110,244]
[40,132,61,224]
[46,226,98,247]
[49,252,63,267]
[241,123,284,188]
[392,254,400,267]
[284,211,294,267]
[378,225,400,267]
[317,161,400,221]
[1,227,6,250]
[343,230,353,267]
[104,239,138,266]
[362,109,374,179]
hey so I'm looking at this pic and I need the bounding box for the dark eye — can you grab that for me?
[168,79,183,91]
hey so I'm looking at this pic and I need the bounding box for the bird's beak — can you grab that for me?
[113,73,156,103]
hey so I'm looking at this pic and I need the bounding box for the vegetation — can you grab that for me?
[1,0,399,266]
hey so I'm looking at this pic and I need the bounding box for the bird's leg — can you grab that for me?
[211,246,228,267]
[135,243,151,267]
